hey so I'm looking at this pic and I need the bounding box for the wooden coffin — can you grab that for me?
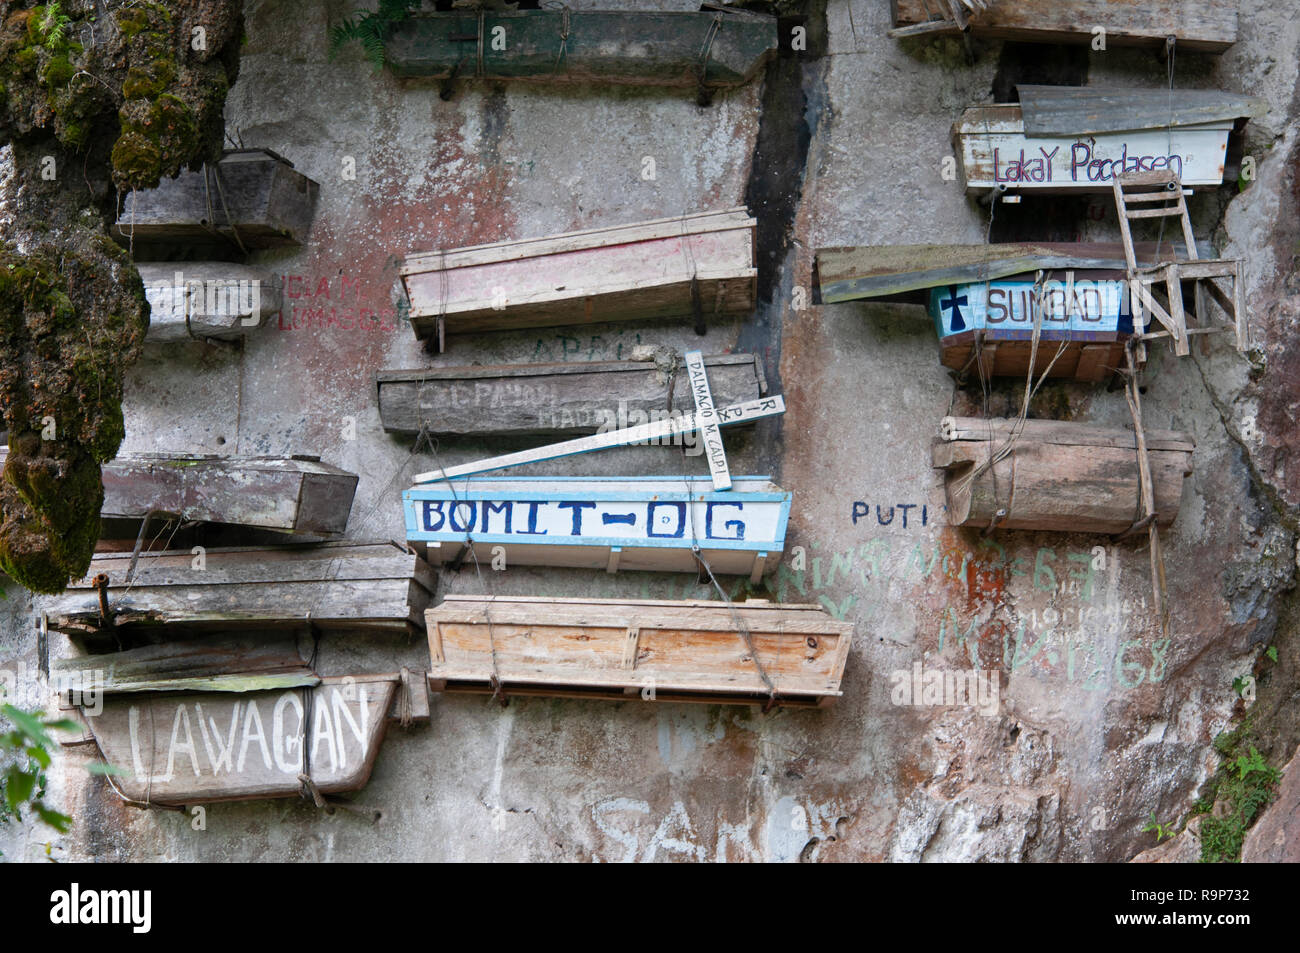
[76,676,396,806]
[404,476,789,580]
[377,353,766,438]
[954,94,1249,193]
[399,208,756,346]
[932,416,1195,534]
[0,450,357,537]
[384,10,777,89]
[52,634,319,696]
[930,274,1133,381]
[814,241,1207,305]
[139,264,282,342]
[426,596,852,707]
[890,0,1238,52]
[44,542,434,638]
[113,149,320,250]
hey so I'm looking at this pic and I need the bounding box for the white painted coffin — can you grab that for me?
[404,476,789,579]
[138,264,281,342]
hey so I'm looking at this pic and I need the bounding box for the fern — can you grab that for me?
[37,2,72,49]
[329,0,422,72]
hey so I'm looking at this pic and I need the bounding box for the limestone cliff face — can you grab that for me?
[0,0,1297,862]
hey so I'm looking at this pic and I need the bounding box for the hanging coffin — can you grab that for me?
[890,1,1239,52]
[932,416,1195,534]
[376,353,766,438]
[929,275,1134,381]
[954,88,1262,193]
[112,148,320,250]
[44,542,434,638]
[138,264,281,342]
[426,596,853,708]
[72,676,398,806]
[404,476,789,580]
[399,208,756,347]
[383,10,777,90]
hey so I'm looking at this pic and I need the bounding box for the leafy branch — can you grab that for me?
[328,0,422,72]
[1,703,78,838]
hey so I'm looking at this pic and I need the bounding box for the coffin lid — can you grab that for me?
[1015,85,1264,136]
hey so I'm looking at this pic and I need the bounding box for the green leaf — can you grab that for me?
[41,718,82,734]
[1,705,53,747]
[1266,646,1279,662]
[5,765,36,811]
[26,745,51,770]
[86,761,127,777]
[34,804,72,833]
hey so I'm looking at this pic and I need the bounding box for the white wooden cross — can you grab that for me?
[412,355,781,485]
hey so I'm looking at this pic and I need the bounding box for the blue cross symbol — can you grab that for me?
[940,286,968,332]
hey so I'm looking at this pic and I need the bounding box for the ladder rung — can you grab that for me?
[1120,191,1191,202]
[1126,207,1185,219]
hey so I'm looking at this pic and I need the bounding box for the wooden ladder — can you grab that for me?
[1112,170,1248,360]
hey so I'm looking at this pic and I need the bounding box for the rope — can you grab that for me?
[552,4,570,73]
[696,14,723,104]
[681,477,779,707]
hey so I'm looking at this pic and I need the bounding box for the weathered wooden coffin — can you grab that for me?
[930,275,1133,381]
[404,476,789,580]
[426,596,852,707]
[45,542,434,638]
[890,0,1239,52]
[377,353,766,438]
[139,264,281,342]
[113,149,320,249]
[384,10,777,89]
[953,88,1261,192]
[814,241,1206,305]
[106,453,356,536]
[0,450,357,537]
[78,676,396,805]
[399,208,756,345]
[52,634,320,696]
[932,416,1195,534]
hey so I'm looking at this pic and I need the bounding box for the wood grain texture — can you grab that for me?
[933,418,1194,533]
[112,149,320,249]
[400,209,756,340]
[0,450,357,537]
[891,0,1238,51]
[376,353,764,437]
[44,542,434,637]
[425,596,852,706]
[82,676,396,805]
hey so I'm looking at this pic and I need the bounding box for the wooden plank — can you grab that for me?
[112,149,320,249]
[376,353,764,438]
[405,477,789,577]
[0,450,357,537]
[52,634,317,695]
[954,104,1234,192]
[411,395,784,483]
[1016,86,1263,136]
[938,416,1195,452]
[81,676,396,806]
[891,0,1238,52]
[44,542,434,636]
[933,419,1194,534]
[425,596,851,705]
[400,209,755,341]
[684,350,731,491]
[814,241,1205,303]
[385,11,777,87]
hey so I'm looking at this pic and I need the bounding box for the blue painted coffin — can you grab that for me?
[929,277,1135,342]
[403,476,790,579]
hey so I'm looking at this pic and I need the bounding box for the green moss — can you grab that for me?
[1197,719,1283,862]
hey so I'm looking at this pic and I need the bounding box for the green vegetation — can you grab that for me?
[1142,811,1174,842]
[328,0,421,71]
[0,703,76,853]
[1194,721,1283,863]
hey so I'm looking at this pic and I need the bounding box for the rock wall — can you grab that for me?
[1,0,1298,862]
